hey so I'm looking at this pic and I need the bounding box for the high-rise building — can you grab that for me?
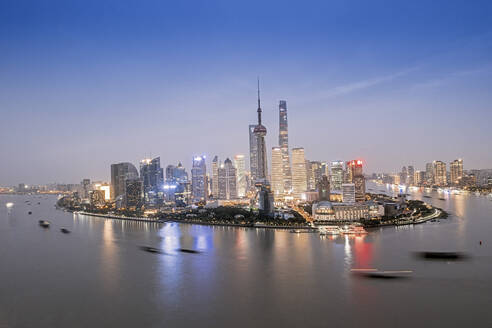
[346,160,365,202]
[425,162,434,184]
[110,162,139,201]
[278,100,292,194]
[450,159,463,186]
[271,147,284,198]
[330,161,344,191]
[342,183,356,203]
[191,155,207,203]
[309,161,323,190]
[291,148,307,198]
[248,125,258,183]
[165,162,188,184]
[400,166,407,185]
[125,178,144,210]
[218,158,237,200]
[317,175,330,201]
[233,155,247,198]
[433,161,447,186]
[140,157,164,207]
[253,80,268,184]
[414,171,425,186]
[305,160,313,191]
[81,179,91,199]
[211,156,220,198]
[407,166,414,185]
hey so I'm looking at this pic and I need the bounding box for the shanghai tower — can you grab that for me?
[279,100,292,193]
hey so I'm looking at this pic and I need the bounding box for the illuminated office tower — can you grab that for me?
[291,148,307,198]
[414,171,425,186]
[433,161,447,186]
[342,183,356,203]
[330,161,344,191]
[425,162,434,184]
[233,154,247,198]
[400,166,407,185]
[305,160,313,191]
[317,175,330,201]
[110,162,139,201]
[278,100,292,193]
[212,156,220,198]
[124,178,143,210]
[310,161,323,190]
[191,155,207,203]
[346,160,365,202]
[140,157,164,207]
[407,166,414,185]
[450,159,463,186]
[218,158,237,200]
[271,147,284,198]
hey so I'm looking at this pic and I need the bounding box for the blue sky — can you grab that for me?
[1,0,492,184]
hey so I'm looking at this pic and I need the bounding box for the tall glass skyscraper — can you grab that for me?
[278,100,292,193]
[110,162,139,201]
[271,147,284,198]
[140,157,164,207]
[330,161,344,191]
[191,155,207,203]
[233,154,247,198]
[291,147,307,198]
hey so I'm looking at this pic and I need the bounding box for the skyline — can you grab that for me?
[2,0,492,184]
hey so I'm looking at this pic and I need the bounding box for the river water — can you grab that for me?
[1,184,492,327]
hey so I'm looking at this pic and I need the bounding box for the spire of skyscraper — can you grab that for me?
[257,76,262,125]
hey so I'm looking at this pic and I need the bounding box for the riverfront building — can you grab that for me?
[271,147,284,199]
[218,158,237,200]
[233,154,247,198]
[433,160,447,186]
[191,155,207,203]
[211,156,220,198]
[292,148,308,199]
[342,183,356,203]
[110,162,139,201]
[140,157,164,207]
[330,161,344,191]
[312,201,383,223]
[450,159,463,186]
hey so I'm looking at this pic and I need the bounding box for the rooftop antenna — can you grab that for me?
[257,76,262,125]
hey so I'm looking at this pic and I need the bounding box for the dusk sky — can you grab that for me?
[1,0,492,185]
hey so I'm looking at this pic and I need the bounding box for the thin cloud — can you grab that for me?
[412,65,492,90]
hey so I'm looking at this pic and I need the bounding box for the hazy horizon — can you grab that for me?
[2,0,492,185]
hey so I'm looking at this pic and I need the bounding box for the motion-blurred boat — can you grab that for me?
[38,220,50,228]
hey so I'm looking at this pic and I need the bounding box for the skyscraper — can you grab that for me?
[253,79,268,184]
[425,162,434,184]
[249,125,258,183]
[291,147,307,198]
[342,183,356,203]
[433,160,447,186]
[233,154,247,198]
[407,166,414,186]
[346,160,365,202]
[140,157,164,207]
[317,175,330,201]
[218,158,237,200]
[110,162,139,201]
[330,161,344,191]
[278,100,292,194]
[191,155,207,203]
[271,147,284,198]
[212,156,220,198]
[400,166,407,186]
[125,178,144,210]
[450,159,463,186]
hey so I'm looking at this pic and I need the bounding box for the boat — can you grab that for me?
[318,226,340,235]
[60,228,71,234]
[423,195,431,198]
[415,251,467,260]
[351,269,412,279]
[38,220,50,228]
[6,202,14,208]
[139,246,162,254]
[339,225,368,235]
[28,211,32,215]
[438,198,446,201]
[179,248,201,254]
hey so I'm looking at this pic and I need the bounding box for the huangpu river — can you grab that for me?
[1,184,492,327]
